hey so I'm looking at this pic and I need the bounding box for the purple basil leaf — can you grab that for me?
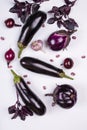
[62,18,78,31]
[22,106,29,116]
[64,6,71,16]
[31,4,40,14]
[59,5,71,16]
[64,0,72,5]
[18,110,26,121]
[8,105,16,114]
[62,21,74,30]
[48,6,58,13]
[69,18,78,27]
[47,18,55,24]
[64,0,77,6]
[11,110,19,119]
[57,20,62,28]
[9,0,33,23]
[9,5,20,13]
[33,0,49,3]
[20,11,27,23]
[52,6,59,12]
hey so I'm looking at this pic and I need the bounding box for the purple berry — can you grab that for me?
[63,58,74,69]
[4,18,21,28]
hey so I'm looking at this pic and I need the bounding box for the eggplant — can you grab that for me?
[17,11,47,58]
[20,57,73,80]
[11,69,46,115]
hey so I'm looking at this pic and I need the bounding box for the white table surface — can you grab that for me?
[0,0,87,130]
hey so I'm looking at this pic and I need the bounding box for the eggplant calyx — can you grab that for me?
[58,72,73,80]
[18,42,26,58]
[11,69,21,84]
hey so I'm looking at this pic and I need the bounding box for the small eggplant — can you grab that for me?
[17,11,47,58]
[47,30,76,51]
[20,57,73,80]
[11,69,46,115]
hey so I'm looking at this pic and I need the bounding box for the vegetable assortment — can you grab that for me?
[2,0,79,121]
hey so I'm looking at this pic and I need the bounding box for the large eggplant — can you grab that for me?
[11,69,46,115]
[20,57,73,80]
[17,11,47,58]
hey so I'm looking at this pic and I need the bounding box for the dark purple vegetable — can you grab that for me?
[63,57,74,69]
[47,30,76,51]
[10,70,46,116]
[4,18,21,28]
[17,11,47,58]
[20,57,73,80]
[5,48,15,66]
[45,84,77,108]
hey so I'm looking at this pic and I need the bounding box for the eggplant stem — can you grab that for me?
[18,48,24,58]
[59,72,73,80]
[11,69,21,83]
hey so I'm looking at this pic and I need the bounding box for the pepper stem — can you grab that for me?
[18,48,24,59]
[59,72,73,80]
[11,69,21,83]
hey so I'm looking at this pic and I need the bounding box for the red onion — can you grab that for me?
[4,18,21,28]
[5,48,15,66]
[63,58,74,69]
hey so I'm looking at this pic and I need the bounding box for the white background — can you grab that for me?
[0,0,87,130]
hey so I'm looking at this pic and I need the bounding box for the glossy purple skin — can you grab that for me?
[63,58,74,69]
[53,84,77,108]
[5,48,15,64]
[47,31,70,51]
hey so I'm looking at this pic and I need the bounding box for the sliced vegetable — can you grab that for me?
[45,84,77,108]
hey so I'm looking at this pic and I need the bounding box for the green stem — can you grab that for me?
[59,72,73,80]
[11,69,21,84]
[18,48,24,59]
